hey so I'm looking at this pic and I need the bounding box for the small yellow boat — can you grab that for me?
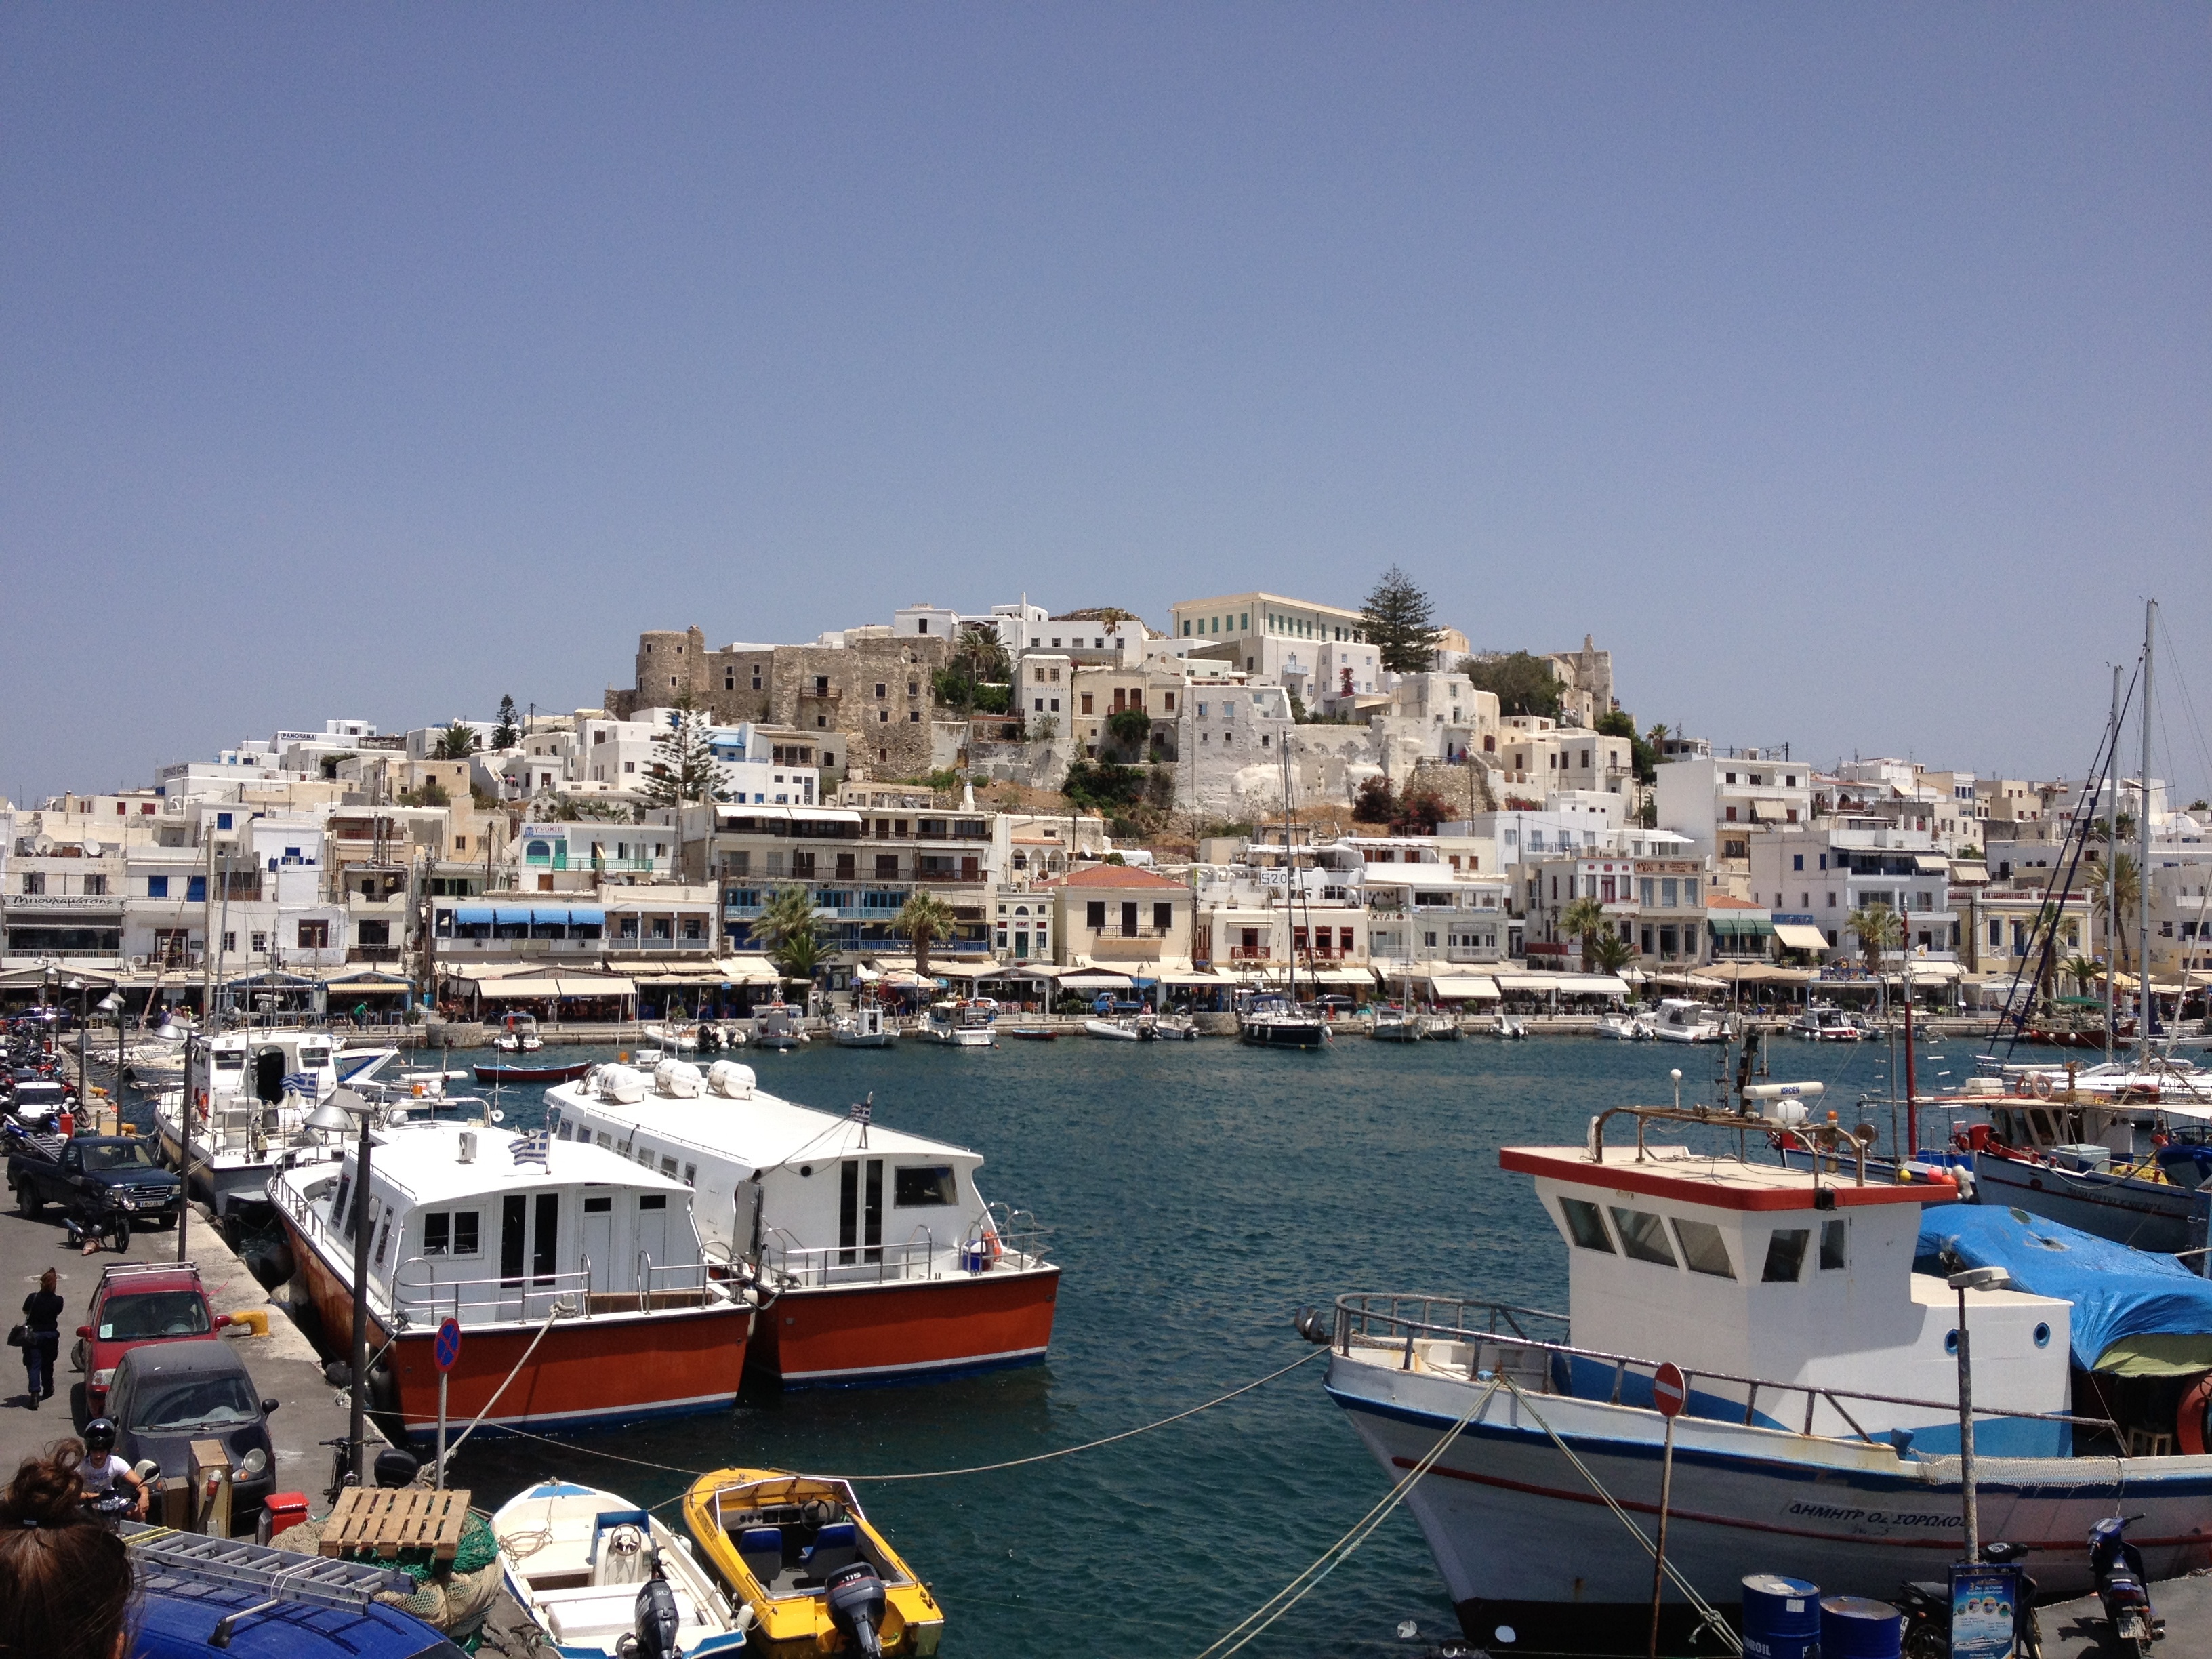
[680,1467,944,1657]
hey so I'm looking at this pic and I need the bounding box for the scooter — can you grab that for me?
[2089,1514,2163,1656]
[1898,1541,2041,1659]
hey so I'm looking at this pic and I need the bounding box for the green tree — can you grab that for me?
[491,695,520,750]
[2089,852,2142,973]
[1359,566,1444,675]
[2059,954,2102,997]
[1591,930,1636,975]
[1103,707,1152,762]
[1595,710,1658,783]
[433,720,480,760]
[1849,901,1902,977]
[642,698,727,808]
[752,884,823,979]
[1561,895,1608,972]
[890,890,958,977]
[1062,760,1145,811]
[934,623,1015,714]
[1459,652,1563,718]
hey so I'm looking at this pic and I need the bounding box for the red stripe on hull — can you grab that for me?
[756,1267,1059,1384]
[281,1214,750,1432]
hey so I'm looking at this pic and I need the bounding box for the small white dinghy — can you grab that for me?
[1082,1017,1141,1041]
[495,1478,751,1657]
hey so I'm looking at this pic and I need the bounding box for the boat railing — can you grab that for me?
[390,1253,725,1324]
[760,1227,941,1288]
[1332,1292,2121,1446]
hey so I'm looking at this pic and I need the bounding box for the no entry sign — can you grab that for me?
[435,1317,463,1374]
[1652,1361,1687,1420]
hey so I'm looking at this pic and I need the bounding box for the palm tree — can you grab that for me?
[750,884,821,981]
[890,891,958,977]
[1561,895,1607,972]
[433,720,480,760]
[1591,930,1635,975]
[1849,902,1902,977]
[2091,853,2142,974]
[2059,954,2102,997]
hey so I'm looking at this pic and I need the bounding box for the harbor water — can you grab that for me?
[325,1031,1896,1658]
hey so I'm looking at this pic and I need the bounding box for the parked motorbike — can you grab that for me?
[2089,1514,2163,1656]
[1899,1540,2041,1659]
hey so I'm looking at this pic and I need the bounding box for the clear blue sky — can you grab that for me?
[5,7,2207,804]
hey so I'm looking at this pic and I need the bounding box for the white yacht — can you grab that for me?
[916,1001,996,1048]
[1649,998,1726,1044]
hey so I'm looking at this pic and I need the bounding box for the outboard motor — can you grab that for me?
[823,1560,888,1659]
[2090,1515,2160,1654]
[620,1562,682,1659]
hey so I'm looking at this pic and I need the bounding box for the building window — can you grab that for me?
[19,873,42,895]
[147,876,169,899]
[298,920,330,949]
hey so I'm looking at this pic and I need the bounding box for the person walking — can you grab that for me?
[20,1268,64,1410]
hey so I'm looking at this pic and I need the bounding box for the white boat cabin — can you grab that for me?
[546,1065,1008,1290]
[293,1122,712,1326]
[1507,1143,2074,1455]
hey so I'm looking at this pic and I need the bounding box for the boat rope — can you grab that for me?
[451,1347,1328,1496]
[1497,1377,1743,1655]
[438,1305,568,1465]
[1189,1376,1501,1659]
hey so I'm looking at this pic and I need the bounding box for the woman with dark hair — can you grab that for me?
[20,1265,63,1407]
[0,1439,134,1659]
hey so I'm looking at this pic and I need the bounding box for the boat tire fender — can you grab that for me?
[2179,1374,2212,1458]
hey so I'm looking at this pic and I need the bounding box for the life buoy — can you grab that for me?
[2179,1374,2212,1457]
[981,1223,1004,1265]
[2031,1074,2054,1101]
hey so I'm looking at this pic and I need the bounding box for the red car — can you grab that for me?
[73,1261,232,1416]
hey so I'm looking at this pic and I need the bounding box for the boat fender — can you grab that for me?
[2179,1374,2212,1458]
[655,1059,706,1099]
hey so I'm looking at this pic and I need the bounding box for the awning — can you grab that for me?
[1900,961,1963,982]
[715,956,783,985]
[530,907,572,925]
[567,906,606,926]
[1428,973,1501,1000]
[1747,799,1790,822]
[453,905,495,925]
[558,976,636,998]
[1303,967,1379,985]
[1913,853,1950,874]
[1061,972,1134,990]
[475,977,562,998]
[1706,914,1774,937]
[1491,974,1555,991]
[492,907,532,924]
[1552,974,1631,996]
[319,968,412,987]
[1774,924,1831,951]
[1158,966,1229,985]
[933,962,996,979]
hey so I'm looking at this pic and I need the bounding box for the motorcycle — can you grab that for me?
[1899,1540,2041,1658]
[2089,1514,2163,1656]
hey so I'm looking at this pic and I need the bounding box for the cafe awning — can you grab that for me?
[1774,923,1831,952]
[1708,915,1775,938]
[1427,972,1500,1000]
[475,977,563,999]
[1303,966,1378,985]
[453,905,495,925]
[558,976,636,998]
[1061,972,1134,990]
[492,906,533,925]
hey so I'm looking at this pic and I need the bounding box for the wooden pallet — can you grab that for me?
[318,1487,472,1562]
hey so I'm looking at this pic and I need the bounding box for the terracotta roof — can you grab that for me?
[1703,894,1763,909]
[1050,862,1189,891]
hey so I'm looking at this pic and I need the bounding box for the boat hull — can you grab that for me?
[1973,1149,2202,1256]
[1083,1019,1141,1042]
[154,1118,279,1214]
[832,1033,897,1048]
[1239,1021,1329,1048]
[1330,1355,2212,1655]
[752,1266,1059,1388]
[278,1209,752,1436]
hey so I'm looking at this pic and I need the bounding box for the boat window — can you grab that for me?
[1763,1228,1810,1283]
[894,1166,958,1207]
[1558,1198,1615,1252]
[532,1193,559,1284]
[451,1212,480,1256]
[596,1132,613,1149]
[639,1195,666,1210]
[423,1212,449,1255]
[1608,1208,1678,1268]
[373,1212,393,1269]
[1671,1218,1736,1279]
[583,1196,611,1214]
[683,1164,697,1187]
[501,1195,527,1286]
[334,1174,356,1240]
[213,1052,243,1072]
[1818,1218,1848,1271]
[661,1156,679,1179]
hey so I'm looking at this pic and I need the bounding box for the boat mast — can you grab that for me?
[2137,598,2156,1067]
[1280,739,1298,1006]
[2105,664,2121,1063]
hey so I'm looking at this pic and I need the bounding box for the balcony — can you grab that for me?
[347,945,404,964]
[1228,945,1273,961]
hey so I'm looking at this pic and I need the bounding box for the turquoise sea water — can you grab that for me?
[279,1033,1904,1656]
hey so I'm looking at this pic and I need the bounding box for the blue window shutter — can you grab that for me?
[147,876,169,898]
[186,876,207,902]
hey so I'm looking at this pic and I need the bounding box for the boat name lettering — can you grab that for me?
[1785,1502,1961,1529]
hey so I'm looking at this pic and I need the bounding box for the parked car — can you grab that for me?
[108,1342,279,1533]
[73,1261,232,1417]
[5,1127,182,1227]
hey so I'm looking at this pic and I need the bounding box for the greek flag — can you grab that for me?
[512,1130,552,1168]
[848,1093,873,1126]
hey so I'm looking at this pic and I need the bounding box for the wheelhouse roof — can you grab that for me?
[552,1082,981,1177]
[349,1122,693,1208]
[1500,1144,1954,1212]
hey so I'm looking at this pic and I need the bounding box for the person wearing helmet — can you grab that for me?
[77,1422,146,1520]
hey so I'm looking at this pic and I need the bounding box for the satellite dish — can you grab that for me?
[83,839,102,857]
[33,834,52,853]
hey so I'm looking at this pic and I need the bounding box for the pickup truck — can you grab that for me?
[5,1127,183,1228]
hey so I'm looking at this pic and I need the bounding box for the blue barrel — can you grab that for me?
[1820,1595,1904,1658]
[1740,1574,1822,1659]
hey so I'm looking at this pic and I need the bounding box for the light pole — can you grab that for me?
[98,994,123,1131]
[67,977,87,1120]
[1949,1265,2007,1561]
[305,1087,375,1482]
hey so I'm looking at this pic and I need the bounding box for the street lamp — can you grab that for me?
[1948,1265,2008,1560]
[98,993,123,1129]
[66,978,87,1119]
[305,1087,375,1483]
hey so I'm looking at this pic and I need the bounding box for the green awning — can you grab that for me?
[2092,1332,2212,1378]
[1707,916,1775,938]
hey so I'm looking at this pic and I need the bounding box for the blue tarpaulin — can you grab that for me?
[1918,1202,2212,1375]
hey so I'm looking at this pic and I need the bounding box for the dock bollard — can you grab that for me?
[1739,1574,1821,1659]
[1818,1596,1904,1658]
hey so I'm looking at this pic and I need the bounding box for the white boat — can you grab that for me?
[917,1000,996,1048]
[1789,1002,1870,1042]
[494,1012,545,1052]
[1369,1006,1420,1042]
[546,1061,1059,1387]
[1594,1013,1651,1042]
[495,1477,750,1658]
[1083,1017,1142,1042]
[1489,1013,1528,1040]
[1416,1013,1462,1042]
[1649,997,1725,1044]
[751,1003,809,1050]
[1322,1109,2212,1652]
[832,1004,898,1048]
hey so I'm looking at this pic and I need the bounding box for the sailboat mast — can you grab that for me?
[2105,664,2121,1062]
[1281,741,1297,1004]
[2137,599,2156,1065]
